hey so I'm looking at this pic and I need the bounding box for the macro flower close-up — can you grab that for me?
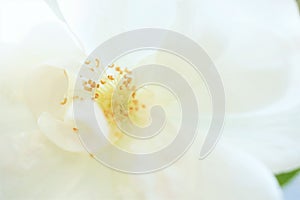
[0,0,300,199]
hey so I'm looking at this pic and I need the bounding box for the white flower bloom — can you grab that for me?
[0,0,300,199]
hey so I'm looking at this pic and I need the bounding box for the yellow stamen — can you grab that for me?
[95,58,100,68]
[73,127,79,132]
[60,97,67,105]
[77,64,150,143]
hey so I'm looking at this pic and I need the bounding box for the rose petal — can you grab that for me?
[55,0,178,53]
[24,65,69,119]
[225,106,300,174]
[38,112,84,152]
[135,142,283,200]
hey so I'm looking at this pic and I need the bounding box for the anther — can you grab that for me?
[60,97,67,105]
[108,75,114,80]
[95,58,100,68]
[73,127,79,132]
[108,64,114,68]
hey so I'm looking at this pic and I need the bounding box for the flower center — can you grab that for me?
[79,61,149,143]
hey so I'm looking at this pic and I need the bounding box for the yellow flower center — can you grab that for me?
[79,60,150,143]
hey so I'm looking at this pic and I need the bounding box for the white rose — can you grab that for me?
[0,0,299,199]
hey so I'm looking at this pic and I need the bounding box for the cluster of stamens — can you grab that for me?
[69,58,148,141]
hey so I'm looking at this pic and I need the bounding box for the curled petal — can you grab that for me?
[24,65,69,119]
[38,112,84,152]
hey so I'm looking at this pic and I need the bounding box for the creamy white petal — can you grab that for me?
[181,0,300,113]
[54,0,300,52]
[193,142,283,200]
[38,112,84,152]
[224,106,300,174]
[134,141,283,200]
[68,99,111,153]
[0,21,85,107]
[1,21,84,69]
[0,129,282,200]
[0,43,37,133]
[19,21,85,68]
[56,0,178,53]
[0,127,163,199]
[0,95,37,136]
[267,48,300,112]
[211,27,297,114]
[187,0,300,40]
[24,65,69,119]
[0,131,139,199]
[0,1,62,43]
